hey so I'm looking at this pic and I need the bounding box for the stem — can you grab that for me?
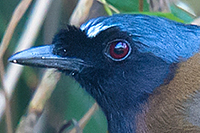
[0,59,13,133]
[139,0,143,12]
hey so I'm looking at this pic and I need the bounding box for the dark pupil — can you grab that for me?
[114,42,127,55]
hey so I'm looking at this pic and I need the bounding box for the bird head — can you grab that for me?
[8,14,200,132]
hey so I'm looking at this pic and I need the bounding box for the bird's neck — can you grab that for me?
[105,107,138,133]
[78,78,145,133]
[90,85,148,133]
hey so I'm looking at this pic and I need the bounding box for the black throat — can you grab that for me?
[73,53,172,133]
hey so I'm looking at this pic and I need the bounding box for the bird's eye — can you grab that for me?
[105,40,131,61]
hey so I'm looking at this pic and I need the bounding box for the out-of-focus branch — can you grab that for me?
[0,0,53,123]
[191,17,200,26]
[0,59,12,133]
[139,0,143,12]
[16,70,61,133]
[29,70,61,113]
[148,0,170,12]
[70,0,94,27]
[0,0,53,131]
[0,0,32,58]
[97,0,120,14]
[0,0,33,132]
[4,0,53,100]
[69,103,99,133]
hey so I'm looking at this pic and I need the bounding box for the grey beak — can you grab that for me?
[8,45,90,72]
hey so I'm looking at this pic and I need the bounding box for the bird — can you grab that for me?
[8,14,200,133]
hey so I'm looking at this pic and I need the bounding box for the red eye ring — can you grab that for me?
[105,40,131,61]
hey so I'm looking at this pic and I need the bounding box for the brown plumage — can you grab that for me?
[136,53,200,132]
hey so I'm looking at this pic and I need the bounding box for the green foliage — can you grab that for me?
[106,0,149,12]
[170,4,194,23]
[125,12,185,23]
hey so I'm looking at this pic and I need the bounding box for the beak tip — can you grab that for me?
[8,56,14,62]
[8,49,30,64]
[8,57,17,63]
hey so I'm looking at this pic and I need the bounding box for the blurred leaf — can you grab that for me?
[99,0,113,15]
[169,0,200,23]
[118,12,184,23]
[106,0,149,12]
[174,0,200,17]
[170,4,194,23]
